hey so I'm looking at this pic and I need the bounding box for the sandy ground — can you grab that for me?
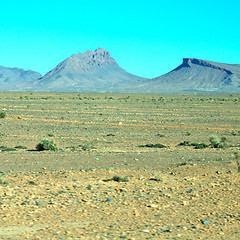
[0,92,239,239]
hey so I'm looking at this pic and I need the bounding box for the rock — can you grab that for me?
[107,167,115,171]
[182,201,189,206]
[4,189,14,196]
[106,197,112,202]
[187,189,194,193]
[147,204,158,208]
[201,220,210,225]
[36,201,44,206]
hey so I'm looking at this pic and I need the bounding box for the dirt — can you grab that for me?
[0,92,239,239]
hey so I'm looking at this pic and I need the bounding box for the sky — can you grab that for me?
[0,0,240,78]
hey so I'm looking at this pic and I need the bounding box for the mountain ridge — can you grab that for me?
[0,49,240,93]
[0,65,42,91]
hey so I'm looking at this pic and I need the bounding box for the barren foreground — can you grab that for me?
[0,92,239,239]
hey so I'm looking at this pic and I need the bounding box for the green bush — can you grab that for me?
[36,138,58,151]
[112,175,130,182]
[0,112,6,118]
[209,135,229,148]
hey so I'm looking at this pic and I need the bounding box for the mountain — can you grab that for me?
[33,48,148,92]
[146,58,240,93]
[0,66,42,91]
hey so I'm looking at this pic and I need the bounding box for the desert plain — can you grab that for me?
[0,92,239,239]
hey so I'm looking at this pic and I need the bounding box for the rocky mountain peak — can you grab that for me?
[42,48,118,79]
[61,48,117,72]
[83,48,117,67]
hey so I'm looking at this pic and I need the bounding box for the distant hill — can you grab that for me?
[146,58,240,93]
[32,48,148,92]
[0,66,41,91]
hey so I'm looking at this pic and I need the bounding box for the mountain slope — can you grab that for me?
[147,58,240,93]
[33,48,148,92]
[0,66,41,91]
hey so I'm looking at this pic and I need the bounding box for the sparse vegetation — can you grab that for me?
[186,131,192,136]
[112,175,130,182]
[14,145,28,149]
[193,143,209,149]
[209,135,229,148]
[178,141,208,149]
[103,175,130,182]
[0,111,6,118]
[36,138,58,151]
[177,162,188,166]
[139,143,166,148]
[156,133,165,137]
[79,144,95,151]
[0,93,239,239]
[0,146,17,151]
[29,180,38,185]
[231,131,239,136]
[86,185,92,190]
[48,133,55,137]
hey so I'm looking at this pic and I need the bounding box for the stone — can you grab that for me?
[201,220,210,225]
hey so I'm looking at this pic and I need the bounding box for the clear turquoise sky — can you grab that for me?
[0,0,239,78]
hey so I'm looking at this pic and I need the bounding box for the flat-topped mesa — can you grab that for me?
[174,58,233,75]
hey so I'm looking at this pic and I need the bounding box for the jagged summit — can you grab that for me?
[68,48,117,70]
[83,48,117,66]
[34,48,148,91]
[42,48,117,80]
